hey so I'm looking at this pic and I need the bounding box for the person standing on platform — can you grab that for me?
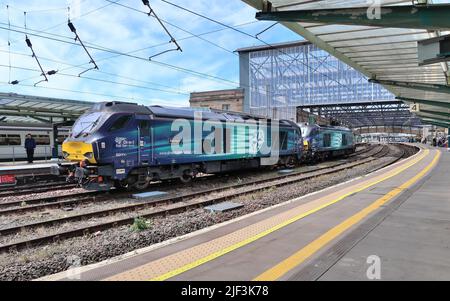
[24,134,36,164]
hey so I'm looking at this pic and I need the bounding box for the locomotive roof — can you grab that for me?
[90,102,152,114]
[91,102,297,126]
[149,106,300,128]
[148,105,248,122]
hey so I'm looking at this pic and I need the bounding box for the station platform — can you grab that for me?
[42,145,448,281]
[0,159,62,167]
[0,161,62,177]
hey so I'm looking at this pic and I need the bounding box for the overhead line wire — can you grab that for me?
[0,24,241,87]
[159,0,359,95]
[0,80,178,104]
[0,64,189,96]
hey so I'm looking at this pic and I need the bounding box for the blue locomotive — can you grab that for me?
[298,124,356,161]
[59,102,303,190]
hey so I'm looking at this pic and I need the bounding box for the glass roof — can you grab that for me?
[242,0,450,126]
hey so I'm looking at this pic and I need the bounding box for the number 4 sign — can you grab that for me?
[410,103,420,113]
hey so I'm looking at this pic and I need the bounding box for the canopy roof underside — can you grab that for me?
[0,92,93,125]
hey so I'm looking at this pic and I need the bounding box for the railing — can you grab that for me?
[8,145,57,163]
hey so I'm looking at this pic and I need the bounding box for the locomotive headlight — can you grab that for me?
[84,152,94,159]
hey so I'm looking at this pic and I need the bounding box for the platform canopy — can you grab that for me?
[242,0,450,128]
[298,101,422,129]
[0,92,94,125]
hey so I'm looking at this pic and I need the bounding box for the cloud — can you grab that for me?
[0,0,300,106]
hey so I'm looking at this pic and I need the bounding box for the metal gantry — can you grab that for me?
[297,101,422,130]
[238,41,395,121]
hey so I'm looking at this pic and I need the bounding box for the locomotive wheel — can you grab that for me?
[113,181,128,191]
[134,181,150,191]
[285,156,296,168]
[279,156,295,168]
[180,170,194,184]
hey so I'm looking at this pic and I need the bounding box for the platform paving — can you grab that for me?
[40,145,449,281]
[317,148,450,281]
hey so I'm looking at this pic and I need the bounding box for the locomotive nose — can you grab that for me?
[303,139,310,151]
[62,141,97,164]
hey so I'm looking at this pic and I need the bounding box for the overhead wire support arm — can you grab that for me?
[22,12,49,86]
[67,16,99,76]
[7,5,14,84]
[26,37,48,86]
[141,0,182,60]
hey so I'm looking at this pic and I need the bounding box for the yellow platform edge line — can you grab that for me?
[253,150,441,281]
[148,149,431,281]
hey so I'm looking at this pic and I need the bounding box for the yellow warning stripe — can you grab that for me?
[144,148,432,281]
[105,148,429,281]
[253,150,441,281]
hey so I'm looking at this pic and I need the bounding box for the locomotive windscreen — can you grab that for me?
[72,112,108,137]
[299,125,313,138]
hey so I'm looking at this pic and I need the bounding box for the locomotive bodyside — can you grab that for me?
[61,102,303,190]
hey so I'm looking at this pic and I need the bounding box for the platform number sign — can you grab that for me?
[410,103,420,113]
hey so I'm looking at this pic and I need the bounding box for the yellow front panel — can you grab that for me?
[62,141,97,164]
[303,140,310,151]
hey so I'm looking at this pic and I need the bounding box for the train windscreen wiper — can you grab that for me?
[74,117,101,138]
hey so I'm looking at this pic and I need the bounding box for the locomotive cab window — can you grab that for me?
[72,112,104,137]
[110,115,132,132]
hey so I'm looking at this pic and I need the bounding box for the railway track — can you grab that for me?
[0,182,77,198]
[0,144,415,254]
[0,180,67,192]
[0,190,101,214]
[0,144,373,197]
[0,144,380,214]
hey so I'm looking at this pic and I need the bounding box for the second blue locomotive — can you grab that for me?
[299,124,356,161]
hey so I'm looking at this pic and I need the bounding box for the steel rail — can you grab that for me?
[0,144,414,254]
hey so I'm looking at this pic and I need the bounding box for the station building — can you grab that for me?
[189,89,244,112]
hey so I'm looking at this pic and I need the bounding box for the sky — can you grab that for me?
[0,0,301,106]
